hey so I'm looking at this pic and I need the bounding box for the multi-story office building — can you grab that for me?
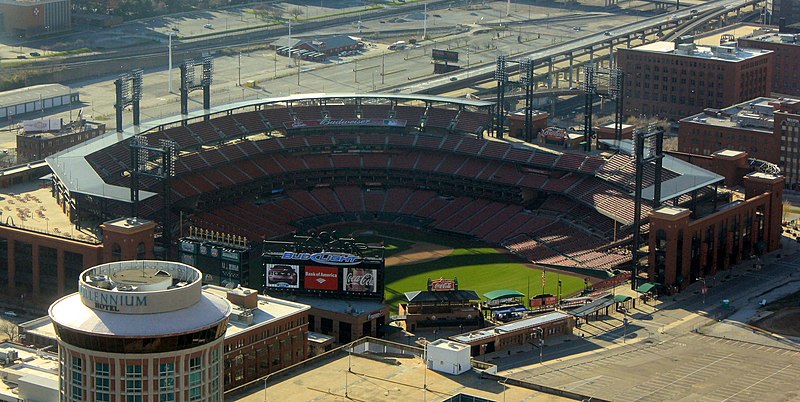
[618,41,773,120]
[678,97,800,188]
[737,28,800,97]
[678,97,780,161]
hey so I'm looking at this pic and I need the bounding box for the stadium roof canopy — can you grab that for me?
[599,139,724,202]
[46,93,494,203]
[483,289,526,300]
[404,290,481,303]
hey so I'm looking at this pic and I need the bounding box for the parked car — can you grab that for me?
[29,52,40,57]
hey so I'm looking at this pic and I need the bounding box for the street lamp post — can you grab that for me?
[622,312,629,343]
[168,33,174,93]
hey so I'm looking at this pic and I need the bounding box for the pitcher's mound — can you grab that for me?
[386,241,454,266]
[753,307,800,337]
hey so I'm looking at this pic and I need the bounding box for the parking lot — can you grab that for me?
[508,332,800,401]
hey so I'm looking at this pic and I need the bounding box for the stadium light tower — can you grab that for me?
[630,124,664,290]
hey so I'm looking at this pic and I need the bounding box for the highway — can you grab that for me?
[394,0,760,95]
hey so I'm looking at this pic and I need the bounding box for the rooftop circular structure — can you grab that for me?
[49,260,231,344]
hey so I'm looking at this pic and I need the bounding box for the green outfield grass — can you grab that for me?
[332,225,587,310]
[383,246,586,311]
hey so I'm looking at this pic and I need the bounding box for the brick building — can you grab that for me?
[618,41,773,120]
[16,120,106,163]
[678,97,780,162]
[678,97,800,188]
[737,28,800,97]
[649,167,784,293]
[19,285,311,392]
[449,312,573,357]
[0,216,155,301]
[773,0,800,28]
[0,0,70,37]
[206,286,309,391]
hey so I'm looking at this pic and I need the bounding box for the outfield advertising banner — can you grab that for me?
[304,266,339,291]
[263,246,385,300]
[343,268,377,293]
[266,264,300,288]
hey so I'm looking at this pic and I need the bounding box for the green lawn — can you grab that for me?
[383,246,586,311]
[330,225,587,311]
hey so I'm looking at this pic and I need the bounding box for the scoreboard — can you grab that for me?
[263,237,385,301]
[178,238,259,288]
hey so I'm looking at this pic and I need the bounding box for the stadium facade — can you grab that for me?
[0,92,783,311]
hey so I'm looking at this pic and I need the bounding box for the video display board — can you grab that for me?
[263,244,385,300]
[178,238,254,288]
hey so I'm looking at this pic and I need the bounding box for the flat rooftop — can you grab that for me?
[288,294,385,316]
[227,352,567,402]
[0,83,72,107]
[0,181,100,243]
[628,41,771,62]
[679,96,795,133]
[451,312,569,344]
[739,28,800,45]
[203,286,310,338]
[0,342,58,402]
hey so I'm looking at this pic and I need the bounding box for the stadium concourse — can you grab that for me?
[44,93,723,278]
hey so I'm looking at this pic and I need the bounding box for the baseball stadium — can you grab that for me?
[20,91,741,305]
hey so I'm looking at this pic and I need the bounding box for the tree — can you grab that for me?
[0,321,18,342]
[288,6,303,20]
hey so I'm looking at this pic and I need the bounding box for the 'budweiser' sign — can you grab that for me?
[284,118,407,130]
[429,277,457,291]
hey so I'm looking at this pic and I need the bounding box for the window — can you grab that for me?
[95,362,110,401]
[112,243,122,260]
[126,364,143,395]
[72,356,83,401]
[136,242,146,259]
[189,356,203,401]
[159,361,176,401]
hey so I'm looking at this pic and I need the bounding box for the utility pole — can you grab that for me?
[168,33,174,93]
[423,0,428,39]
[381,52,385,84]
[238,52,241,86]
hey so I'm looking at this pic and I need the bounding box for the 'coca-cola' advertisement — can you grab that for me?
[343,268,377,293]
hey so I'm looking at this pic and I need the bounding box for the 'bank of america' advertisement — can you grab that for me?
[304,266,339,291]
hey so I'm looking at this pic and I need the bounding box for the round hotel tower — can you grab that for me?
[49,261,231,402]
